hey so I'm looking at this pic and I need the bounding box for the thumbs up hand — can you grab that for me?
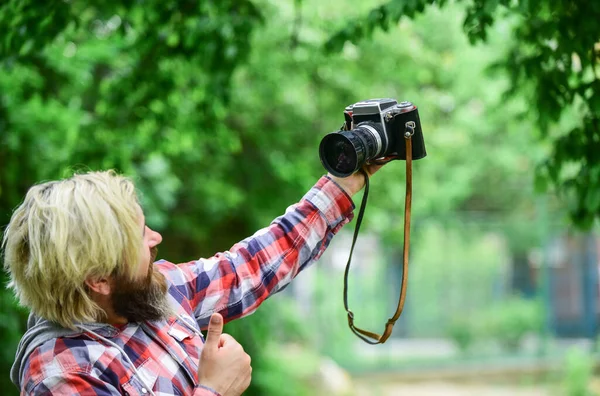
[197,313,252,396]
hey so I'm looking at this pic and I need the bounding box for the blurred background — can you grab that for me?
[1,0,599,395]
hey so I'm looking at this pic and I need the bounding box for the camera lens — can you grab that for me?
[320,133,362,177]
[319,122,386,178]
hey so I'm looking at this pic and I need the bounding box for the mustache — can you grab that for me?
[145,246,159,286]
[150,246,158,263]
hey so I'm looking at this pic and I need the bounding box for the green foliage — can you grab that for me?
[223,298,317,395]
[251,344,322,396]
[480,296,544,352]
[562,347,595,396]
[325,0,600,228]
[0,293,27,395]
[447,316,477,354]
[408,221,509,337]
[0,0,264,246]
[312,242,392,366]
[445,296,544,355]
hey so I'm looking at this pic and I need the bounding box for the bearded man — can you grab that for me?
[2,166,380,395]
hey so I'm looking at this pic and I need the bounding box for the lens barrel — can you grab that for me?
[319,122,386,178]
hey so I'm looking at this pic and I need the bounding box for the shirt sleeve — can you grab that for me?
[159,175,354,328]
[29,372,121,395]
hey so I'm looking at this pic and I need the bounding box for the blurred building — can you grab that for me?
[519,232,600,338]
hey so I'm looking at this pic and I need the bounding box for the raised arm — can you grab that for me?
[159,175,355,328]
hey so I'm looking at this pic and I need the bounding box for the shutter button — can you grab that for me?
[141,388,148,394]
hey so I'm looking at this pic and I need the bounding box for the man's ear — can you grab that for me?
[84,276,111,296]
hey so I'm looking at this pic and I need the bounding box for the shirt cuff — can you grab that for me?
[302,175,355,229]
[194,384,222,396]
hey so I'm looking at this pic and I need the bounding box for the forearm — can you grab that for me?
[164,176,355,327]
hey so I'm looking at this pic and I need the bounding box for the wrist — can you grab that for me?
[326,173,363,197]
[195,383,222,396]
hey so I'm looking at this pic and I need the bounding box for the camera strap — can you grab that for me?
[342,125,413,344]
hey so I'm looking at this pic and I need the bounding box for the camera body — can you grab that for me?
[319,98,427,177]
[344,99,426,161]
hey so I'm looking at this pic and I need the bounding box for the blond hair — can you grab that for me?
[2,170,142,329]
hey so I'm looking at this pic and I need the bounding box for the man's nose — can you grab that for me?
[149,229,163,246]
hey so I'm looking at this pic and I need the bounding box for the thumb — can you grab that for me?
[204,313,223,349]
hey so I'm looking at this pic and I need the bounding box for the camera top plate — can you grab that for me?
[349,98,398,116]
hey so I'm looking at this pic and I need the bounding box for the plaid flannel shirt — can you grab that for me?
[19,176,354,396]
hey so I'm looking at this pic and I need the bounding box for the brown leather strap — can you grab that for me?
[342,130,413,344]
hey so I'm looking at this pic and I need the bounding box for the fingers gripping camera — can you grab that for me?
[319,98,427,177]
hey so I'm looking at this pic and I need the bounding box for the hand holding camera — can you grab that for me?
[327,161,388,197]
[319,98,426,178]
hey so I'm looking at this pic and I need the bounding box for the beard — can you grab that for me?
[110,246,173,323]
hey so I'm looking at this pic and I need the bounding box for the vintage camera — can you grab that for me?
[319,98,427,177]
